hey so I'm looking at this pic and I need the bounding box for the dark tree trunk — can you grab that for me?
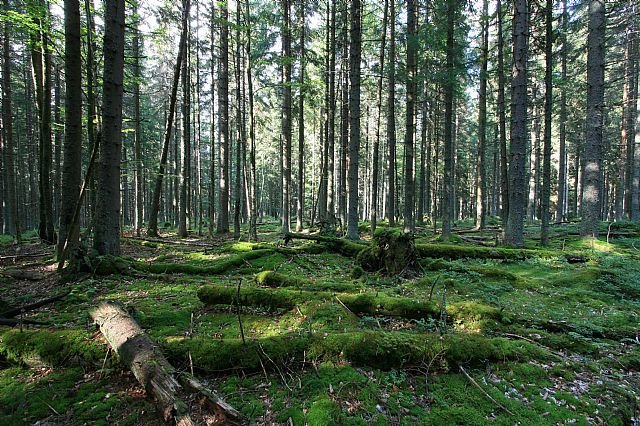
[403,0,417,233]
[442,1,456,239]
[58,0,82,257]
[281,0,292,234]
[246,0,257,241]
[326,0,337,222]
[178,11,191,239]
[386,0,396,226]
[541,0,553,245]
[133,0,144,237]
[346,0,361,240]
[475,0,488,230]
[217,0,230,233]
[371,0,388,234]
[93,0,126,255]
[497,0,508,226]
[504,0,528,247]
[581,0,606,237]
[148,1,189,237]
[296,1,305,233]
[556,0,568,222]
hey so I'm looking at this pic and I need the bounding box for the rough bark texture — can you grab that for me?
[346,0,361,240]
[217,1,230,233]
[94,0,126,255]
[296,3,305,233]
[386,0,396,226]
[58,0,82,257]
[281,0,292,234]
[178,11,191,239]
[90,303,243,425]
[581,0,606,237]
[475,0,488,230]
[133,1,144,237]
[541,0,553,245]
[246,0,257,241]
[148,1,189,237]
[442,1,456,239]
[370,0,387,235]
[497,0,508,226]
[504,0,528,247]
[403,0,417,233]
[556,0,568,222]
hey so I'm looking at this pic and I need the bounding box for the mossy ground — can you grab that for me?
[1,222,639,424]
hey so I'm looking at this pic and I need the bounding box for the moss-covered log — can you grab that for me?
[163,331,547,372]
[197,285,503,323]
[414,243,582,261]
[283,233,367,257]
[90,302,243,425]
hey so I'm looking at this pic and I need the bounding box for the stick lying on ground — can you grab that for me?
[90,302,244,425]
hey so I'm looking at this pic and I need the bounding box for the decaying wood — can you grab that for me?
[90,302,244,425]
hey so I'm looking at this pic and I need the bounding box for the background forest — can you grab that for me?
[0,0,637,249]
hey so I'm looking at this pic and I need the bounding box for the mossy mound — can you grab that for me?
[255,270,302,288]
[0,329,105,367]
[357,229,418,275]
[132,249,275,275]
[165,331,546,372]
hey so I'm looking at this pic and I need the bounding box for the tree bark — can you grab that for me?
[497,0,508,226]
[246,0,257,241]
[581,0,606,237]
[133,0,144,237]
[541,0,553,245]
[504,0,529,247]
[148,1,189,237]
[442,0,456,239]
[296,1,306,233]
[281,0,292,234]
[90,303,243,425]
[403,0,417,233]
[58,0,82,257]
[556,0,568,222]
[178,9,191,239]
[386,0,396,226]
[94,0,126,255]
[475,0,488,230]
[346,0,361,240]
[217,0,230,233]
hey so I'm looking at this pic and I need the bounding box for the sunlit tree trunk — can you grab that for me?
[475,0,488,230]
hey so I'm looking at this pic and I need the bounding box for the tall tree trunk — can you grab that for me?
[442,1,456,239]
[178,10,191,239]
[31,3,56,244]
[233,1,243,239]
[84,0,98,221]
[403,0,417,233]
[346,0,361,240]
[281,0,292,234]
[217,0,230,233]
[133,0,144,237]
[541,0,553,245]
[475,0,488,230]
[148,1,189,237]
[296,1,305,233]
[246,0,257,241]
[556,0,568,222]
[497,0,508,226]
[418,89,427,226]
[581,0,606,237]
[370,0,388,234]
[209,1,217,235]
[53,65,61,223]
[385,0,396,226]
[57,0,82,257]
[504,0,529,247]
[631,11,639,221]
[338,13,349,231]
[93,0,126,255]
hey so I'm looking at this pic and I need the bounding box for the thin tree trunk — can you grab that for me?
[217,0,230,233]
[245,0,257,241]
[556,0,568,222]
[541,0,553,245]
[370,0,388,234]
[281,0,292,234]
[93,0,126,255]
[296,1,305,233]
[581,0,606,237]
[504,0,528,247]
[497,0,508,226]
[148,1,189,237]
[475,0,488,230]
[133,0,144,237]
[346,0,361,240]
[442,1,456,239]
[178,9,191,239]
[386,0,396,226]
[403,0,417,233]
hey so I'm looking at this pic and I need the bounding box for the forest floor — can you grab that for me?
[0,221,639,425]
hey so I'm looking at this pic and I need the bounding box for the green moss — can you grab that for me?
[447,301,503,322]
[306,398,341,426]
[197,285,299,310]
[134,249,275,275]
[0,329,104,367]
[255,270,302,288]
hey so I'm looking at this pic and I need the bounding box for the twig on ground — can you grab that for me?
[459,365,515,416]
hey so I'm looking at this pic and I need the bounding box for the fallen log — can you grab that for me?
[283,232,367,256]
[90,302,244,425]
[0,318,50,326]
[0,289,71,318]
